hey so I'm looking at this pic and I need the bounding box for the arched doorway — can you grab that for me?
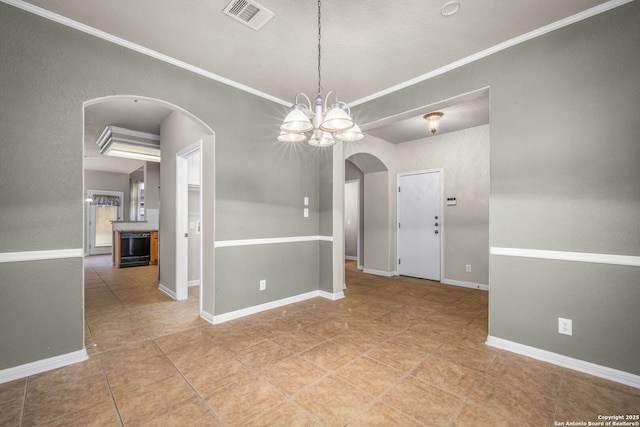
[344,152,393,276]
[83,95,216,320]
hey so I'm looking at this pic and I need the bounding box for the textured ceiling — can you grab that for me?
[21,0,611,104]
[10,0,619,172]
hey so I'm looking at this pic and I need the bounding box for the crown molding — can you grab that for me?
[349,0,634,106]
[0,0,291,107]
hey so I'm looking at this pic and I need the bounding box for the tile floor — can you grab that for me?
[1,257,638,426]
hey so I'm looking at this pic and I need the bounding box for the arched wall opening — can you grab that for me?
[344,152,394,276]
[83,95,216,320]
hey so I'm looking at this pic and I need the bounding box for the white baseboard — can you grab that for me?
[188,280,200,287]
[442,278,489,291]
[319,290,345,301]
[0,349,88,384]
[200,309,214,324]
[211,290,344,324]
[363,268,395,277]
[345,256,358,261]
[486,336,640,390]
[157,283,177,300]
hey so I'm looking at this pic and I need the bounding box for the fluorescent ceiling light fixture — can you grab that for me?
[96,126,161,162]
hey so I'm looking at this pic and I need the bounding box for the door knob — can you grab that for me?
[184,233,188,238]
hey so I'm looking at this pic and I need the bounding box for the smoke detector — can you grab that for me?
[223,0,275,31]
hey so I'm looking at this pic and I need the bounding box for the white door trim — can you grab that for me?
[396,169,444,280]
[86,189,123,256]
[345,179,361,269]
[175,141,203,305]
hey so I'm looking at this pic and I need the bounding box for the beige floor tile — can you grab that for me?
[182,353,253,398]
[143,399,222,426]
[91,326,151,352]
[270,329,327,354]
[347,401,424,427]
[106,353,178,397]
[331,329,381,353]
[469,376,556,426]
[293,376,373,426]
[27,357,103,393]
[244,401,323,427]
[216,329,267,353]
[206,377,286,426]
[262,356,328,397]
[233,340,293,370]
[23,373,112,427]
[0,378,26,426]
[335,356,404,397]
[99,339,163,372]
[15,257,632,426]
[385,330,443,354]
[114,374,196,426]
[301,340,362,371]
[486,352,563,398]
[382,376,463,426]
[39,401,121,427]
[555,370,640,422]
[432,341,498,372]
[367,339,431,372]
[412,356,484,398]
[451,402,513,427]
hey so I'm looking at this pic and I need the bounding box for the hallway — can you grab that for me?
[1,257,638,426]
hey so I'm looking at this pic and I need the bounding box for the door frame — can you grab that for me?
[396,169,444,280]
[86,189,124,256]
[175,140,203,305]
[344,179,361,269]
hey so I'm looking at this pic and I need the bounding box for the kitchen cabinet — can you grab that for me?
[150,230,159,265]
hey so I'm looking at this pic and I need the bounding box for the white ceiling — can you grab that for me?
[14,0,616,171]
[22,0,611,104]
[84,98,172,173]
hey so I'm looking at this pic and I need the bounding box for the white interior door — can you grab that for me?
[397,171,441,280]
[176,141,203,303]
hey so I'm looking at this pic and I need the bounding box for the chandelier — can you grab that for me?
[278,0,363,146]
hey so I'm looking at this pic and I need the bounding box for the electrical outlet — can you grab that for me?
[465,264,472,273]
[259,279,266,291]
[558,317,572,336]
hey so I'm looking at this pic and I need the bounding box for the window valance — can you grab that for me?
[91,194,121,206]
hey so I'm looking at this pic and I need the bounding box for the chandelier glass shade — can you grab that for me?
[278,0,363,146]
[423,112,444,134]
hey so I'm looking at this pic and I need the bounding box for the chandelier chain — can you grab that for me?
[317,0,322,95]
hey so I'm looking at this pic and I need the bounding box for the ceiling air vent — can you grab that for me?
[223,0,275,31]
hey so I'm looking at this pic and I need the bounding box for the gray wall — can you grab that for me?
[344,180,359,258]
[0,3,326,370]
[144,162,161,210]
[345,160,365,267]
[394,125,490,286]
[363,171,392,272]
[354,2,640,374]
